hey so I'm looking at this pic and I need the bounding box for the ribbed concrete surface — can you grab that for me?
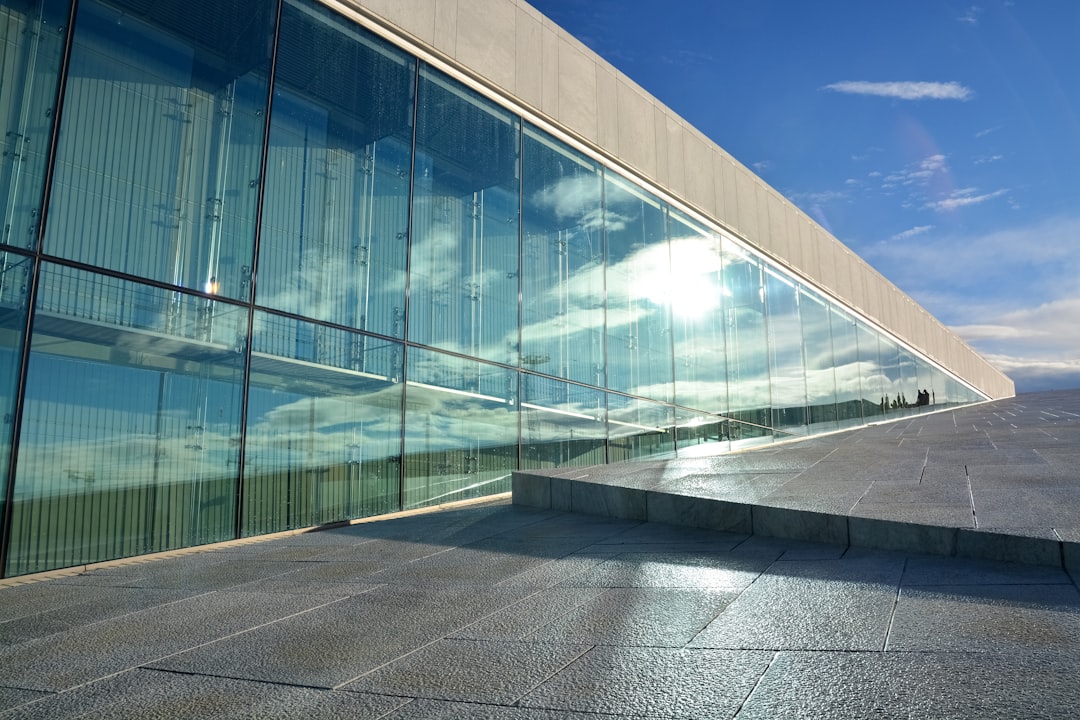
[0,391,1078,718]
[514,389,1080,571]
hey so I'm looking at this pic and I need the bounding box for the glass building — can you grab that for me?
[0,0,1010,576]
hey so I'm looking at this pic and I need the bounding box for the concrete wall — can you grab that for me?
[331,0,1014,399]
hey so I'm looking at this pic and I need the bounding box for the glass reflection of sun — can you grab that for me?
[644,237,725,319]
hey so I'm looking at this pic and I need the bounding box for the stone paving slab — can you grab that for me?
[0,668,408,720]
[0,590,339,693]
[516,646,775,718]
[688,556,906,651]
[341,638,593,705]
[514,390,1080,570]
[148,585,534,689]
[2,391,1080,718]
[1,497,1079,717]
[734,651,1079,720]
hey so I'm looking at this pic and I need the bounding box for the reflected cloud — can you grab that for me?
[531,175,606,228]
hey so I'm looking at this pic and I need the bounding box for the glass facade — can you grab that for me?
[0,0,987,576]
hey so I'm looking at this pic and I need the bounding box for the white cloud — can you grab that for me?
[925,188,1008,212]
[788,189,850,205]
[957,6,982,25]
[881,154,947,189]
[861,215,1080,392]
[864,215,1080,314]
[890,225,934,241]
[823,81,974,101]
[983,355,1080,393]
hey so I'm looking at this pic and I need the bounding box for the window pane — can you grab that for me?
[409,67,520,364]
[800,288,838,431]
[604,174,672,402]
[723,240,770,429]
[765,270,807,433]
[856,321,886,420]
[7,264,245,575]
[241,311,402,536]
[0,0,68,250]
[255,0,413,335]
[43,0,274,299]
[521,373,605,469]
[521,127,604,386]
[879,336,904,417]
[0,251,31,527]
[403,348,516,509]
[830,306,864,428]
[670,213,726,414]
[675,407,730,455]
[607,392,674,462]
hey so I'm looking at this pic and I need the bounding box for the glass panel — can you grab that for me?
[0,251,31,527]
[241,312,403,536]
[255,0,413,336]
[520,127,604,386]
[521,373,605,469]
[0,0,68,250]
[855,321,886,420]
[606,392,674,462]
[7,264,245,575]
[670,213,726,415]
[799,288,838,432]
[765,270,807,433]
[403,348,516,509]
[409,66,519,364]
[722,239,770,429]
[928,364,950,408]
[603,173,671,402]
[675,406,730,455]
[879,336,904,417]
[899,348,930,412]
[43,0,274,300]
[830,306,864,428]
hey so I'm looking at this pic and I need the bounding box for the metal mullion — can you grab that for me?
[397,60,421,512]
[233,0,283,541]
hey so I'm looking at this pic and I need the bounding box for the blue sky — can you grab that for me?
[528,1,1080,393]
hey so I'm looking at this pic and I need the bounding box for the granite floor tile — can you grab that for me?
[590,521,746,547]
[901,555,1074,586]
[379,698,598,719]
[0,668,407,720]
[49,558,303,591]
[518,646,772,718]
[452,587,606,641]
[735,651,1080,719]
[366,545,573,587]
[491,550,621,590]
[148,585,531,688]
[0,687,50,714]
[559,551,772,590]
[290,538,453,565]
[0,591,339,692]
[523,587,738,647]
[341,638,591,705]
[689,558,904,651]
[0,587,196,646]
[887,584,1080,655]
